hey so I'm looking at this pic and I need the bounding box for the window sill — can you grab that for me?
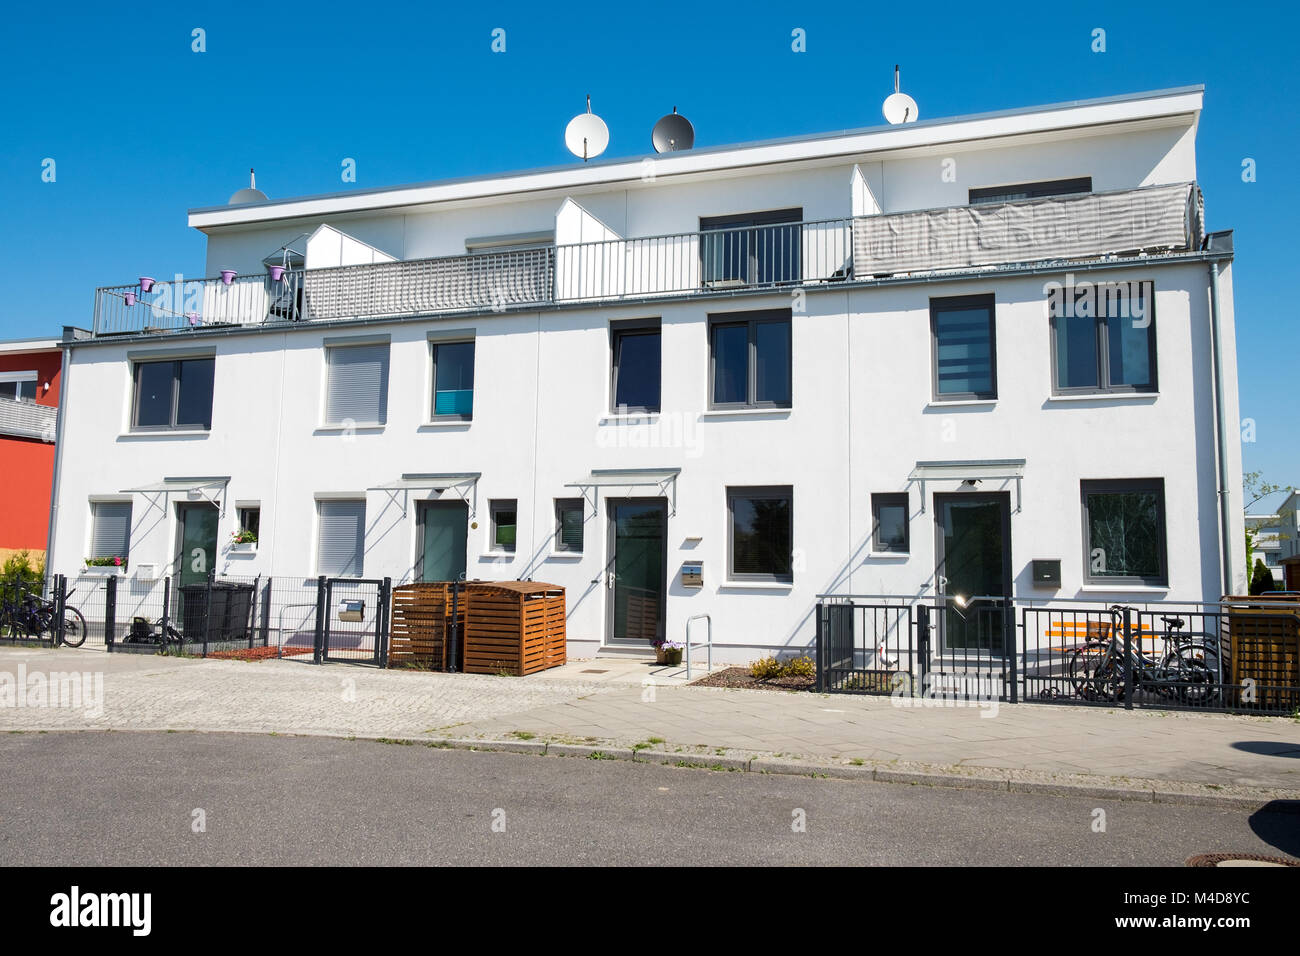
[718,580,794,591]
[314,424,386,434]
[925,399,997,409]
[1046,392,1159,404]
[419,419,472,430]
[482,551,516,560]
[118,429,210,439]
[700,408,792,419]
[866,552,910,561]
[599,413,659,425]
[546,552,584,560]
[1078,584,1170,593]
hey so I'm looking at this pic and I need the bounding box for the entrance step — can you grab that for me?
[595,645,657,659]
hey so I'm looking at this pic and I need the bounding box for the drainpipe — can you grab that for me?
[1207,260,1233,598]
[43,337,72,589]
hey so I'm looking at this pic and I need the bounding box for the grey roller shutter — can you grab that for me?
[325,344,389,425]
[91,502,132,560]
[317,500,365,577]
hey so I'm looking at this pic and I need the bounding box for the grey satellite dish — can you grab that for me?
[565,96,610,161]
[652,107,694,152]
[882,65,919,125]
[228,168,268,204]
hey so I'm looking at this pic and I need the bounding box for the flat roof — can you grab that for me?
[188,85,1204,232]
[0,337,61,354]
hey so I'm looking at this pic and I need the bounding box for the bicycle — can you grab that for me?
[0,586,87,647]
[1068,605,1220,705]
[121,616,185,651]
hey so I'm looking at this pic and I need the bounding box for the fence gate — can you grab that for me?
[315,577,390,666]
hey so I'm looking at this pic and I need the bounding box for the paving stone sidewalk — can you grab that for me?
[3,647,1299,795]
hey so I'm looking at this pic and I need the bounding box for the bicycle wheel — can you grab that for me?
[60,608,88,648]
[1069,640,1118,701]
[1171,645,1220,706]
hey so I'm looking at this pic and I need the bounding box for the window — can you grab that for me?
[431,340,475,419]
[132,358,214,430]
[237,506,260,541]
[611,320,661,413]
[871,493,910,553]
[90,501,132,562]
[0,372,38,403]
[931,295,996,400]
[490,500,517,553]
[555,498,584,553]
[325,342,389,426]
[710,311,792,409]
[317,499,365,577]
[1052,280,1156,393]
[969,177,1092,205]
[700,208,802,286]
[727,486,793,582]
[1081,479,1167,586]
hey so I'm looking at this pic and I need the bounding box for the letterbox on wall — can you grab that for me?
[338,599,365,622]
[1031,560,1062,588]
[680,562,703,588]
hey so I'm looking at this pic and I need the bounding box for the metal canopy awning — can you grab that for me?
[120,476,232,516]
[565,468,681,516]
[367,472,481,517]
[908,459,1027,513]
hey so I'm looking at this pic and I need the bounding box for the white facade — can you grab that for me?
[49,86,1246,662]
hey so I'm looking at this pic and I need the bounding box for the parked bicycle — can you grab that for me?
[1068,605,1220,705]
[0,586,87,647]
[121,616,185,650]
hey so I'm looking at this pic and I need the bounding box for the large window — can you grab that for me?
[871,493,910,553]
[727,486,793,582]
[611,320,661,413]
[490,500,517,553]
[969,177,1092,205]
[701,208,802,287]
[133,357,214,430]
[325,342,389,426]
[90,501,132,563]
[317,499,365,577]
[0,372,38,403]
[1081,479,1167,586]
[1053,280,1156,394]
[431,340,475,419]
[931,295,997,400]
[710,311,792,409]
[554,498,584,553]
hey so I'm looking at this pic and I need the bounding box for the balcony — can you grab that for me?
[89,183,1202,338]
[0,397,57,442]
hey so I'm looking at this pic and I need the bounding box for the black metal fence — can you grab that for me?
[817,595,1300,716]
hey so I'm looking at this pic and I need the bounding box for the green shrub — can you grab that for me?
[0,551,43,589]
[1249,559,1275,595]
[749,656,784,680]
[782,655,815,679]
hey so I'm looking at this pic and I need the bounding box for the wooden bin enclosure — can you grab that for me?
[389,583,466,670]
[463,582,566,676]
[1224,595,1300,710]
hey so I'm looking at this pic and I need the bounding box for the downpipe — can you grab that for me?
[1207,261,1234,598]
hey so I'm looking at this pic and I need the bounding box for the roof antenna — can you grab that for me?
[882,64,919,125]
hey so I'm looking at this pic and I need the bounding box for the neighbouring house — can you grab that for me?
[46,85,1246,663]
[1245,489,1298,586]
[0,337,62,565]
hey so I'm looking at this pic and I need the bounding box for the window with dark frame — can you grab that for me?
[931,295,997,400]
[431,340,475,419]
[90,501,132,562]
[1081,479,1168,587]
[710,310,792,409]
[0,374,38,403]
[317,499,365,577]
[871,493,910,553]
[324,342,389,426]
[132,357,215,430]
[237,506,260,541]
[554,498,584,553]
[969,177,1092,205]
[611,320,661,414]
[727,486,793,582]
[1052,280,1157,394]
[491,500,517,553]
[700,208,802,287]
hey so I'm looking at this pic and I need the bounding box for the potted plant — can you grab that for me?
[230,529,257,552]
[84,556,126,574]
[654,639,683,666]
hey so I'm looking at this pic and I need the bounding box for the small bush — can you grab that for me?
[1249,559,1275,595]
[782,655,815,679]
[749,656,784,680]
[1,551,43,590]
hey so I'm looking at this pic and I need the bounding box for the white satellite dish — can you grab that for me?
[882,65,918,125]
[565,95,609,162]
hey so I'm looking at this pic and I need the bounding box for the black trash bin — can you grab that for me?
[178,581,255,644]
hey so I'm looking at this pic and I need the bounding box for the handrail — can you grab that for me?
[684,613,712,681]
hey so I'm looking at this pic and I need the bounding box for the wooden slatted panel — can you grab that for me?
[1227,601,1300,710]
[462,583,566,676]
[388,582,465,670]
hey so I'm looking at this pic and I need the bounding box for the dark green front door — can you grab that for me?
[176,502,219,621]
[935,493,1011,654]
[418,501,468,582]
[607,499,667,646]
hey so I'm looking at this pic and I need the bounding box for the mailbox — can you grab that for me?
[1031,560,1062,588]
[338,599,366,622]
[680,562,703,589]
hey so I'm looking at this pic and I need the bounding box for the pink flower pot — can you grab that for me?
[139,277,155,293]
[220,270,236,285]
[186,313,201,326]
[268,265,286,282]
[124,291,136,307]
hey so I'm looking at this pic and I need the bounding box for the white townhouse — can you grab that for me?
[47,85,1246,662]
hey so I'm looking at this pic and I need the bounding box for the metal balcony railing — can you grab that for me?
[0,397,57,442]
[88,183,1203,338]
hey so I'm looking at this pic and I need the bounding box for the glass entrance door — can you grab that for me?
[607,499,667,646]
[176,502,219,622]
[934,493,1011,654]
[417,501,468,582]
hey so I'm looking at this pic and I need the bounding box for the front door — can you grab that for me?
[606,499,667,646]
[934,493,1012,655]
[175,502,219,621]
[417,501,468,582]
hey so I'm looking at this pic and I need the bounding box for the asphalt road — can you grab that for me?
[0,731,1295,866]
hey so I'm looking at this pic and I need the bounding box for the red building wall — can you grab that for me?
[0,347,62,557]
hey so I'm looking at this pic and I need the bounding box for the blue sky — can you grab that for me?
[1,1,1294,483]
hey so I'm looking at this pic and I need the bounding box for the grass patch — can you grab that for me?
[509,731,536,741]
[375,737,415,746]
